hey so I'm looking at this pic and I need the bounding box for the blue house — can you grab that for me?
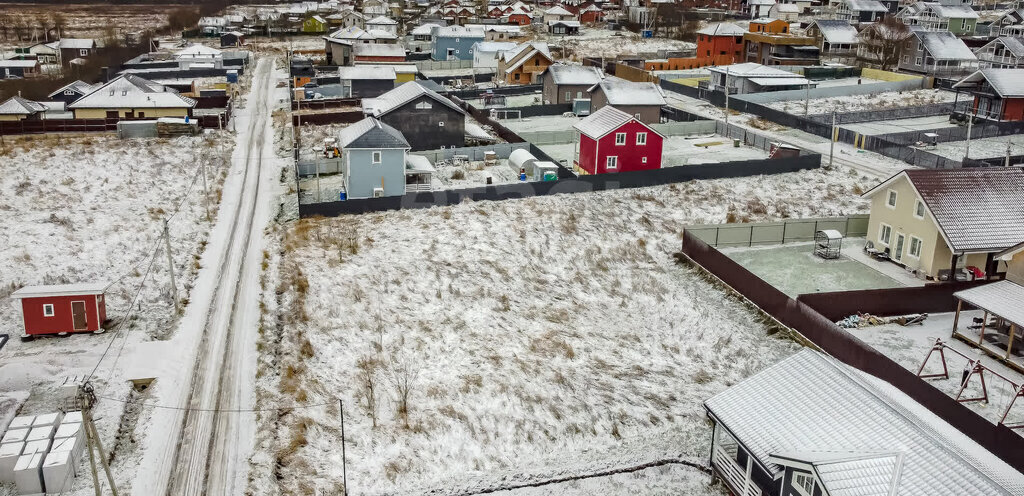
[431,26,485,61]
[339,116,412,199]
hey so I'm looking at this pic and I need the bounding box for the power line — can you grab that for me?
[94,394,333,414]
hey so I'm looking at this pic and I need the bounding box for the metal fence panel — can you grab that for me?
[681,215,870,247]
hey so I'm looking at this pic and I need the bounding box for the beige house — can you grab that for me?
[997,241,1024,284]
[862,168,1024,281]
[496,42,553,85]
[0,96,47,121]
[68,74,196,119]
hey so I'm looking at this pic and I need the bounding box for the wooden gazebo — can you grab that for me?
[951,280,1024,372]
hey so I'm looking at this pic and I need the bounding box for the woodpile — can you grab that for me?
[156,118,199,137]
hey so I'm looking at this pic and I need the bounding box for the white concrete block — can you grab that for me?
[1,428,28,444]
[26,425,55,442]
[8,416,35,430]
[22,439,52,456]
[13,452,45,494]
[42,450,75,494]
[0,441,24,483]
[60,411,83,425]
[31,413,62,428]
[49,437,82,468]
[53,423,83,444]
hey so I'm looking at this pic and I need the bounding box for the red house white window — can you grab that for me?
[43,304,54,317]
[615,133,626,145]
[637,132,647,145]
[606,156,618,169]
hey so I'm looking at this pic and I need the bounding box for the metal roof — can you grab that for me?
[749,77,811,86]
[0,96,47,115]
[0,60,39,68]
[10,282,108,299]
[574,105,639,139]
[544,5,573,16]
[338,116,409,149]
[362,81,465,117]
[705,349,1024,495]
[338,65,396,80]
[954,280,1024,328]
[353,43,405,57]
[405,154,435,173]
[770,450,904,496]
[69,74,196,109]
[916,30,978,61]
[708,62,802,78]
[810,19,860,45]
[366,15,398,25]
[57,38,95,49]
[845,0,889,12]
[697,23,746,36]
[953,68,1024,98]
[588,79,666,106]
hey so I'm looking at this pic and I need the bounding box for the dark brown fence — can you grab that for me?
[292,110,364,126]
[193,95,231,109]
[796,281,990,322]
[678,230,1024,474]
[0,119,114,134]
[292,97,360,110]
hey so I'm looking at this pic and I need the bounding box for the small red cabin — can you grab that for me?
[573,106,664,175]
[10,283,108,337]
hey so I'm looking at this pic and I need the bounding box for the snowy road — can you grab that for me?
[125,57,279,496]
[662,91,908,179]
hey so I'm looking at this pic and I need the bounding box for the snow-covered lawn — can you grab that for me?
[248,166,873,495]
[538,134,769,167]
[541,27,696,59]
[769,88,959,115]
[503,114,581,134]
[841,115,959,136]
[0,131,232,494]
[927,133,1024,161]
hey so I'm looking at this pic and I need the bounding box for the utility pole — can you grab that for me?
[723,66,730,128]
[340,399,348,496]
[316,154,322,203]
[163,219,179,312]
[829,109,837,169]
[804,80,810,116]
[200,162,211,222]
[1007,139,1012,167]
[78,383,119,496]
[964,110,974,161]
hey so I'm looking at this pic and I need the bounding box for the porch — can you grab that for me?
[710,423,765,496]
[951,280,1024,373]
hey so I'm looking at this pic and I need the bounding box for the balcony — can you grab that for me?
[712,444,763,496]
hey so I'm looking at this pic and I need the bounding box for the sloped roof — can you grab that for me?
[504,43,553,72]
[954,68,1024,98]
[405,154,435,173]
[338,116,409,148]
[954,280,1024,328]
[362,81,465,117]
[589,79,666,106]
[57,38,95,49]
[353,43,405,57]
[932,3,980,19]
[845,0,888,12]
[0,60,39,68]
[994,36,1024,57]
[708,62,801,77]
[916,30,977,61]
[434,25,485,38]
[544,5,573,16]
[810,19,860,44]
[47,80,97,99]
[69,74,196,109]
[548,19,581,27]
[366,29,398,40]
[366,15,398,25]
[10,282,108,298]
[772,3,800,13]
[410,23,442,35]
[329,26,374,40]
[864,168,1024,253]
[705,349,1024,495]
[770,450,904,496]
[0,96,47,115]
[175,44,222,58]
[697,23,746,36]
[544,64,604,85]
[574,105,657,139]
[338,65,396,80]
[473,41,518,53]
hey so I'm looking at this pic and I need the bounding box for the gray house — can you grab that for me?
[363,82,467,151]
[339,65,396,98]
[899,29,978,78]
[431,26,485,61]
[587,78,666,124]
[339,117,410,199]
[541,64,604,105]
[46,80,99,105]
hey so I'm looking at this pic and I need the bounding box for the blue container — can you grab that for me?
[339,191,347,201]
[226,71,239,83]
[642,30,653,38]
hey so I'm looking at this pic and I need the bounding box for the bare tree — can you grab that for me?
[0,14,11,41]
[860,16,911,70]
[50,12,67,39]
[390,352,420,430]
[356,355,381,428]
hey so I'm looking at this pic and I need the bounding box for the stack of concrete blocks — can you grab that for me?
[0,411,84,495]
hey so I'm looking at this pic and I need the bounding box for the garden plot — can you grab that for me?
[0,132,232,494]
[925,133,1024,161]
[841,115,959,136]
[768,88,959,115]
[538,134,769,167]
[248,165,873,495]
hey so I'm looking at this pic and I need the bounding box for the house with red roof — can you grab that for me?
[572,106,664,175]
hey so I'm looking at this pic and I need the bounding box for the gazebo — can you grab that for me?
[813,229,842,259]
[951,280,1024,372]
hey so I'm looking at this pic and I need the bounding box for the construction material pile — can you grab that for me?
[837,313,928,329]
[0,411,85,494]
[156,117,199,137]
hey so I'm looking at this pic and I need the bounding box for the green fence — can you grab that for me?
[682,215,870,248]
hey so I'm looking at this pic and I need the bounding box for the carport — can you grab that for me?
[952,280,1024,372]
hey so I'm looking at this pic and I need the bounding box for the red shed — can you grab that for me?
[573,106,664,175]
[507,12,534,25]
[10,283,108,337]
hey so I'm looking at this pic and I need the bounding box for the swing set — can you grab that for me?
[917,338,1024,431]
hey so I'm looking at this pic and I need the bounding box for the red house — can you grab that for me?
[953,69,1024,121]
[573,106,664,175]
[10,283,108,337]
[352,43,406,63]
[507,10,534,25]
[578,4,605,23]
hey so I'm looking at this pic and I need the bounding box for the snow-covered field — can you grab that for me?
[503,114,581,134]
[248,166,873,495]
[542,28,696,59]
[842,115,959,136]
[769,88,959,115]
[0,131,232,495]
[927,133,1024,161]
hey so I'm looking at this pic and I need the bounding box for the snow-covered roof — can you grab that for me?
[339,65,397,80]
[353,43,405,57]
[772,3,800,13]
[810,19,860,44]
[992,36,1024,58]
[747,0,776,5]
[544,64,604,86]
[705,349,1024,495]
[863,167,1024,253]
[709,62,799,77]
[10,283,109,299]
[503,43,553,72]
[955,280,1024,328]
[749,77,811,86]
[844,0,888,12]
[548,19,581,27]
[311,15,327,23]
[0,60,39,68]
[366,15,398,25]
[544,5,573,16]
[405,154,435,173]
[69,75,196,110]
[411,23,442,35]
[0,96,47,115]
[916,30,978,61]
[363,81,465,117]
[435,25,485,38]
[57,38,96,49]
[574,105,657,139]
[931,3,980,19]
[954,68,1024,97]
[47,80,97,99]
[697,23,746,36]
[175,44,223,58]
[473,41,518,53]
[590,79,666,106]
[329,26,374,40]
[338,116,409,149]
